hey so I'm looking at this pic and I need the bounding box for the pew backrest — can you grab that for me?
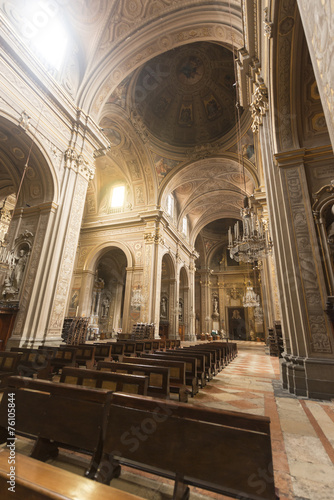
[97,392,277,500]
[0,376,112,477]
[124,356,186,385]
[97,361,169,398]
[60,367,149,395]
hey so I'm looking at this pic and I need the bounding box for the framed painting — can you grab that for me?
[227,307,247,340]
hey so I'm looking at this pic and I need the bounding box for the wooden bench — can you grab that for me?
[152,339,165,351]
[105,342,125,361]
[73,345,96,369]
[0,376,112,478]
[95,392,278,500]
[94,344,113,363]
[51,347,77,373]
[60,367,149,396]
[97,361,170,399]
[0,352,22,389]
[123,356,189,402]
[168,349,208,386]
[175,347,216,378]
[15,349,53,379]
[144,352,198,396]
[0,450,143,500]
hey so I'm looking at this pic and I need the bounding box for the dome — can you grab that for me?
[133,42,238,148]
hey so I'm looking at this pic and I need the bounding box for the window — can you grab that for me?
[111,186,125,208]
[167,194,174,217]
[182,216,187,236]
[15,2,68,71]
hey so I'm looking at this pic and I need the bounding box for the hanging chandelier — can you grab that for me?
[243,282,260,308]
[228,197,273,264]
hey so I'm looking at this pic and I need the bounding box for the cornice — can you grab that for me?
[274,145,334,168]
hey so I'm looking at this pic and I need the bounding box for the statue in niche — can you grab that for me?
[213,296,219,314]
[12,249,28,290]
[160,296,168,318]
[101,298,110,318]
[178,300,183,322]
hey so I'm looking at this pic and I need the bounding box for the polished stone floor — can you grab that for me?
[5,343,334,500]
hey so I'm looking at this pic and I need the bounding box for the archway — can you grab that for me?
[179,266,189,340]
[159,253,176,339]
[77,247,128,339]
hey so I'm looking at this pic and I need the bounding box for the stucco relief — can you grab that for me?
[49,176,88,330]
[77,246,94,269]
[285,168,331,353]
[13,214,47,335]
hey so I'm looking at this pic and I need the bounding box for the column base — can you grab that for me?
[304,358,334,400]
[280,356,334,400]
[6,334,64,350]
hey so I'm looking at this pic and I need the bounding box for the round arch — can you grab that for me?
[0,114,58,206]
[84,241,134,272]
[79,6,244,118]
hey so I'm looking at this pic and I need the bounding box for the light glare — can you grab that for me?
[111,186,125,207]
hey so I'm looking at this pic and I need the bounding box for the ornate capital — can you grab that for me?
[64,149,95,181]
[250,80,269,133]
[144,231,164,245]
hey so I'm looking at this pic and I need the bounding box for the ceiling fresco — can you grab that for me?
[132,42,238,148]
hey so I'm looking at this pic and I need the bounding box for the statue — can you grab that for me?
[12,249,27,290]
[2,275,17,300]
[213,296,219,314]
[160,296,167,318]
[101,298,110,318]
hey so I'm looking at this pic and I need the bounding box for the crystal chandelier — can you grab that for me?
[243,282,260,308]
[228,197,273,263]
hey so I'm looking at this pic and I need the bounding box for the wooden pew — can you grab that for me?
[175,347,216,377]
[74,345,96,369]
[105,342,125,361]
[117,342,137,357]
[96,392,278,500]
[51,347,77,373]
[97,361,170,399]
[0,450,143,500]
[123,356,189,402]
[94,344,113,363]
[0,376,112,478]
[60,367,149,396]
[167,349,208,386]
[16,350,53,379]
[152,339,165,351]
[143,352,198,396]
[0,352,22,389]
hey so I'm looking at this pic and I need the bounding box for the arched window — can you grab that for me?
[167,194,174,218]
[111,186,125,208]
[182,216,188,236]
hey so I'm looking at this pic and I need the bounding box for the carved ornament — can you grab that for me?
[250,81,269,133]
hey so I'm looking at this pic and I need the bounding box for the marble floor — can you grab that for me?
[5,343,334,500]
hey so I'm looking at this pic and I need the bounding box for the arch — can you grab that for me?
[0,114,58,206]
[84,240,133,272]
[161,251,176,280]
[79,5,244,118]
[179,265,189,287]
